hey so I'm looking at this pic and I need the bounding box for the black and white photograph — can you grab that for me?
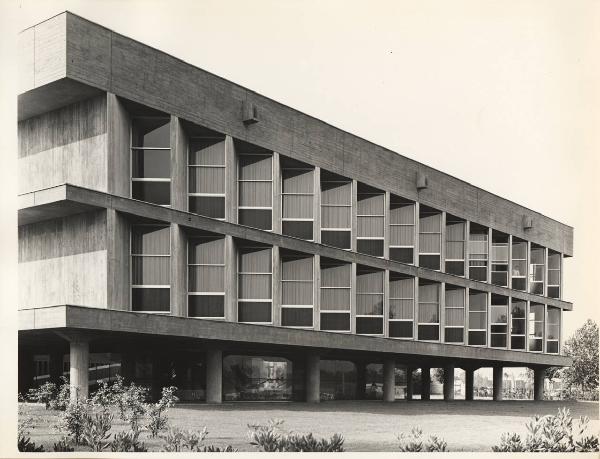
[0,0,598,455]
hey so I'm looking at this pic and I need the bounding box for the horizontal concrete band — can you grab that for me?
[18,184,574,311]
[17,11,573,257]
[19,305,571,368]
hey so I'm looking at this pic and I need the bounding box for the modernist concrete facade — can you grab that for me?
[18,12,573,404]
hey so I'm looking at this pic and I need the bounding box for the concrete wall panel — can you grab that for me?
[19,210,108,309]
[33,14,67,88]
[18,94,107,194]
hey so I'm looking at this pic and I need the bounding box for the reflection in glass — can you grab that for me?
[223,355,292,401]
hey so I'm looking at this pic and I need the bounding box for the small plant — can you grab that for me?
[397,426,448,452]
[159,426,210,452]
[110,429,148,452]
[52,376,71,411]
[82,410,113,451]
[145,385,179,437]
[492,407,599,452]
[200,444,238,452]
[18,435,45,452]
[160,426,186,452]
[53,437,75,452]
[27,381,57,409]
[121,382,149,431]
[248,419,345,452]
[17,403,44,451]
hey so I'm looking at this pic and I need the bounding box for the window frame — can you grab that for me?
[237,152,274,231]
[389,195,415,265]
[355,267,385,336]
[356,184,385,258]
[320,172,353,250]
[280,160,315,241]
[237,245,273,325]
[280,253,314,329]
[388,273,415,339]
[187,135,226,220]
[187,235,226,320]
[319,260,352,333]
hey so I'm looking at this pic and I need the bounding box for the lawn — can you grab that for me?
[19,400,599,452]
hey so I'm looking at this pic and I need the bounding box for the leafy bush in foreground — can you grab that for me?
[248,419,345,452]
[397,426,448,452]
[110,429,148,452]
[492,407,599,452]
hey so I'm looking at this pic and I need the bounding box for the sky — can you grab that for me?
[1,0,598,338]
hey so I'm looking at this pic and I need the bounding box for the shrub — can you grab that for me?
[56,398,88,445]
[159,426,209,452]
[121,382,149,431]
[90,379,117,411]
[17,435,45,452]
[145,385,179,437]
[53,437,75,452]
[248,419,345,452]
[82,410,113,451]
[492,407,599,452]
[397,426,448,452]
[110,429,148,452]
[27,381,56,409]
[52,376,71,411]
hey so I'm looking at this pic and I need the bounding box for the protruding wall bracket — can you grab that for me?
[242,100,259,125]
[416,171,428,190]
[523,215,533,230]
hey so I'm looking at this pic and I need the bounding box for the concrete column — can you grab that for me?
[313,254,320,330]
[70,340,89,402]
[106,92,131,198]
[224,135,237,223]
[493,366,503,401]
[171,223,187,317]
[306,354,320,403]
[272,246,281,326]
[170,115,188,211]
[224,235,237,322]
[406,367,414,400]
[421,367,431,400]
[351,179,357,252]
[313,167,321,243]
[443,365,455,401]
[534,368,545,401]
[355,361,366,400]
[206,348,223,404]
[107,209,130,311]
[383,359,396,402]
[465,368,474,401]
[272,152,281,234]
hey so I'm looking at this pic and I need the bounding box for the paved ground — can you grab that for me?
[20,400,599,452]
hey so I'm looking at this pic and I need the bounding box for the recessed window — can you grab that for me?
[188,136,226,219]
[546,306,560,354]
[547,250,561,299]
[320,259,351,332]
[131,117,171,206]
[445,215,466,276]
[188,235,225,318]
[389,272,414,338]
[418,280,440,341]
[419,206,441,270]
[528,302,544,352]
[468,290,487,346]
[131,224,171,313]
[529,245,545,295]
[356,266,384,335]
[357,183,385,258]
[490,294,508,348]
[238,143,273,231]
[238,244,272,323]
[281,157,314,241]
[321,171,352,250]
[511,238,527,291]
[444,285,465,343]
[491,231,509,287]
[510,299,527,350]
[389,195,415,264]
[469,224,488,282]
[281,252,314,328]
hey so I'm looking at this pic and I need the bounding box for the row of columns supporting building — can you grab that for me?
[65,341,547,404]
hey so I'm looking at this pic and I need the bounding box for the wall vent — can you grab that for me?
[242,100,259,125]
[523,215,533,230]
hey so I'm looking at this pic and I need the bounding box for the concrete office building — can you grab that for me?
[18,12,573,404]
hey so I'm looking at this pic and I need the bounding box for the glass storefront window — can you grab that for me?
[320,360,357,400]
[223,355,292,401]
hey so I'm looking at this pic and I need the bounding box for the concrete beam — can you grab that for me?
[19,305,573,368]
